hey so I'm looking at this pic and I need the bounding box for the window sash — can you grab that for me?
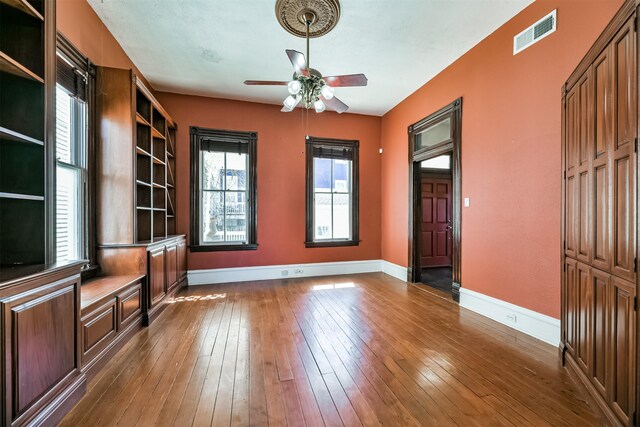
[55,84,88,262]
[313,158,353,241]
[199,150,250,245]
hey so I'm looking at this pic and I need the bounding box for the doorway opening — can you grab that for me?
[408,98,462,301]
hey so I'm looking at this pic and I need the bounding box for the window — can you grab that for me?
[414,117,451,152]
[190,127,257,251]
[421,154,451,170]
[306,137,359,247]
[55,39,91,264]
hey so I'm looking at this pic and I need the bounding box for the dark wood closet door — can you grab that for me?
[611,19,636,282]
[609,276,636,425]
[562,9,637,426]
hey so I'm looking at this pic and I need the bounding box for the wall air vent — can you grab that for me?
[513,9,557,55]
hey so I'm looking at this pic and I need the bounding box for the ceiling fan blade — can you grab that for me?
[286,49,309,77]
[244,80,288,86]
[323,96,349,114]
[323,74,368,87]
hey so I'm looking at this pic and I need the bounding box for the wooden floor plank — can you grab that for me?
[60,273,602,427]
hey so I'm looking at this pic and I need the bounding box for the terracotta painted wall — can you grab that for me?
[380,0,624,318]
[56,0,151,88]
[156,93,382,271]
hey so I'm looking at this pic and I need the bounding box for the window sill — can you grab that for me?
[189,243,258,252]
[304,240,360,248]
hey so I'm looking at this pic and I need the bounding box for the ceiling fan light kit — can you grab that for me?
[244,0,367,114]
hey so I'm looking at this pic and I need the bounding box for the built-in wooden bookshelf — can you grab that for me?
[96,67,178,245]
[0,0,53,267]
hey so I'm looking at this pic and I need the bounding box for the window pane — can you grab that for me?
[333,194,351,239]
[56,165,80,261]
[202,151,225,190]
[314,158,331,192]
[55,86,73,163]
[225,192,247,242]
[314,193,332,240]
[333,159,351,193]
[421,155,451,170]
[202,191,224,242]
[225,152,247,190]
[415,117,451,150]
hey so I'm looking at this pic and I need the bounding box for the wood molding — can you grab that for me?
[407,97,462,302]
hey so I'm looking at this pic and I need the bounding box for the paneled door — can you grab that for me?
[420,176,452,267]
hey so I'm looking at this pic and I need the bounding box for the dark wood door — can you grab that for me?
[562,11,637,426]
[420,176,452,268]
[148,248,166,307]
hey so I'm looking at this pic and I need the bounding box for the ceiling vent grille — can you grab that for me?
[513,10,557,55]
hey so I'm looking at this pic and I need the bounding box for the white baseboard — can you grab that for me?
[459,288,560,346]
[381,260,408,281]
[188,259,383,285]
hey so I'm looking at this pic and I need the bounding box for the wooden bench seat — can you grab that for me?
[79,274,145,378]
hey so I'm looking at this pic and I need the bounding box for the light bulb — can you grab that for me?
[287,80,301,95]
[282,95,300,112]
[321,84,334,100]
[314,99,326,113]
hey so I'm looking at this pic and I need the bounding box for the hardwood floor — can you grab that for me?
[60,273,601,426]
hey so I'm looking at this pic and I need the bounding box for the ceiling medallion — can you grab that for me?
[275,0,341,38]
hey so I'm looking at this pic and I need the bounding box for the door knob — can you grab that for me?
[446,225,452,230]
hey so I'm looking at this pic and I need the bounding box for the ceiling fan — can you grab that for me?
[244,0,367,114]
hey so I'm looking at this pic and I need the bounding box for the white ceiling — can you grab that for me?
[88,0,532,116]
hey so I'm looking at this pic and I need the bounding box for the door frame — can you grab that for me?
[408,98,462,301]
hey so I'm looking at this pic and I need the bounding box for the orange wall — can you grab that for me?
[56,0,151,88]
[380,0,624,318]
[156,93,382,271]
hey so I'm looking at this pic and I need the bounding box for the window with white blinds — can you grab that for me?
[55,83,87,262]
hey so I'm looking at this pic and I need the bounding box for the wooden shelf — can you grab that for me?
[0,192,44,201]
[152,156,165,166]
[0,126,44,146]
[136,112,151,127]
[0,51,44,83]
[0,0,44,21]
[136,146,151,157]
[152,128,165,140]
[136,180,151,187]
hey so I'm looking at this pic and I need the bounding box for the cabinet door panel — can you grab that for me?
[565,87,578,258]
[148,248,166,306]
[2,276,79,422]
[611,18,636,282]
[178,240,187,280]
[166,243,178,291]
[591,269,609,398]
[564,258,578,355]
[576,263,592,374]
[609,276,635,425]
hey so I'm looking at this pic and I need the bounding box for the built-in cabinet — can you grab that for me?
[95,66,186,325]
[561,1,639,425]
[0,262,85,427]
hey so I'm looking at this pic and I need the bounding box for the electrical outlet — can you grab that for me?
[506,313,517,323]
[294,268,304,274]
[281,270,289,277]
